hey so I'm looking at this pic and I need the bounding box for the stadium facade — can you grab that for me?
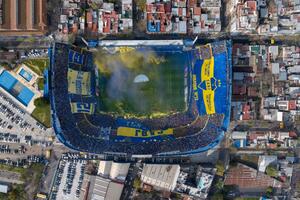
[49,40,232,157]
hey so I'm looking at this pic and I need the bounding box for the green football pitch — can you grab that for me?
[95,47,189,118]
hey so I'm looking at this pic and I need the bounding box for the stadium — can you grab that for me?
[49,40,232,157]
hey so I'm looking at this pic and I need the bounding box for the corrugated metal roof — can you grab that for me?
[232,131,247,140]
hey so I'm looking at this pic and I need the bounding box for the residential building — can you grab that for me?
[224,163,283,192]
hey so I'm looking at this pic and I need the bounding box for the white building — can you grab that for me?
[110,162,130,181]
[97,161,130,181]
[141,164,180,191]
[98,160,112,177]
[0,184,8,194]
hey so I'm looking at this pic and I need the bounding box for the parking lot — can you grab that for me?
[0,92,54,144]
[21,49,48,59]
[50,159,86,200]
[0,142,53,161]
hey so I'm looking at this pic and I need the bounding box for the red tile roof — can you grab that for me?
[288,100,297,110]
[87,11,93,23]
[225,164,283,190]
[268,143,277,149]
[157,4,165,12]
[164,2,171,13]
[179,7,183,16]
[248,87,258,97]
[246,1,257,12]
[92,22,97,32]
[233,84,247,95]
[194,7,201,15]
[242,104,251,120]
[146,4,153,12]
[289,131,297,138]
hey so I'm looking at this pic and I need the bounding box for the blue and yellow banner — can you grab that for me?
[71,102,95,114]
[67,69,91,95]
[117,127,173,138]
[193,48,228,115]
[69,50,84,65]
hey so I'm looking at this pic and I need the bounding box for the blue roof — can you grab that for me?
[0,70,34,106]
[19,68,33,82]
[0,71,18,90]
[18,87,34,106]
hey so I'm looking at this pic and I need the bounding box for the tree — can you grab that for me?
[266,165,278,177]
[211,193,223,200]
[170,192,182,199]
[133,177,142,189]
[215,179,224,191]
[34,97,50,107]
[265,186,274,198]
[135,0,146,11]
[216,161,225,177]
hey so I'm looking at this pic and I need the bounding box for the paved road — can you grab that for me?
[1,33,300,50]
[0,36,52,49]
[37,145,70,195]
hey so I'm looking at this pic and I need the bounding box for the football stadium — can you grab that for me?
[49,40,232,157]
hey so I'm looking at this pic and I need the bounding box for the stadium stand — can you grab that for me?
[49,41,232,157]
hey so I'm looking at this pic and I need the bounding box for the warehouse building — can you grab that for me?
[141,164,180,191]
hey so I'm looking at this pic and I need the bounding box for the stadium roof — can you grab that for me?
[97,40,184,46]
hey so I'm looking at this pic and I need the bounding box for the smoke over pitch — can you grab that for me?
[95,48,161,113]
[104,60,150,112]
[94,47,186,117]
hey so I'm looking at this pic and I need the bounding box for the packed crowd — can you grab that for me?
[49,42,230,155]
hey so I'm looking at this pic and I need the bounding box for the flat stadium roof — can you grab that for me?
[98,40,184,46]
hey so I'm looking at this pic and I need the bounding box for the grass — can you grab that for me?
[0,164,44,200]
[26,163,44,185]
[96,48,187,118]
[37,78,44,90]
[23,58,49,76]
[0,163,44,182]
[31,97,51,128]
[21,59,50,127]
[0,164,26,174]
